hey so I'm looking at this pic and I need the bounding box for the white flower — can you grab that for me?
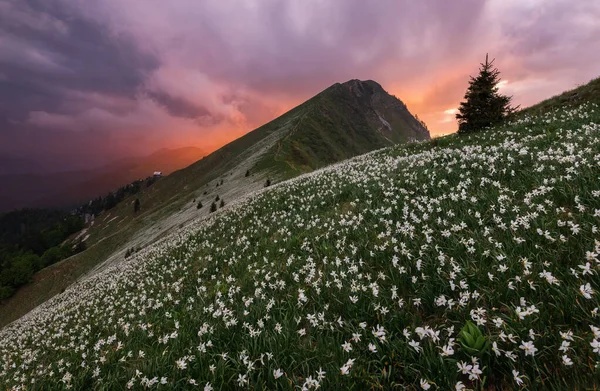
[492,341,501,357]
[513,370,524,386]
[237,374,248,386]
[469,364,482,380]
[440,344,454,356]
[580,283,594,299]
[176,358,187,370]
[61,372,72,384]
[273,369,284,379]
[519,340,538,356]
[591,339,600,354]
[372,325,387,342]
[562,355,573,366]
[368,343,377,353]
[420,379,431,390]
[340,358,355,375]
[409,340,422,353]
[579,262,594,275]
[455,381,466,391]
[492,317,504,328]
[457,361,472,374]
[342,341,353,352]
[316,368,326,381]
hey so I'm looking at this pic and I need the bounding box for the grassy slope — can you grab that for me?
[1,80,600,389]
[0,81,426,328]
[517,77,600,116]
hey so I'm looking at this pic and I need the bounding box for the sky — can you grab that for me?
[1,0,599,172]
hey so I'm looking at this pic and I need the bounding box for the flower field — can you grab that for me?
[1,103,600,390]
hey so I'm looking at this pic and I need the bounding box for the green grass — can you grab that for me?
[1,92,600,389]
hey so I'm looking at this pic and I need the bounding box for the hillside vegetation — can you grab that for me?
[1,77,600,389]
[0,79,427,328]
[0,209,84,299]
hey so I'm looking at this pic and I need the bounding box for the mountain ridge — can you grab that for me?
[0,79,427,326]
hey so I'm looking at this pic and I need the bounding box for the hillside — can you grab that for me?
[0,79,427,327]
[1,79,600,389]
[0,147,206,213]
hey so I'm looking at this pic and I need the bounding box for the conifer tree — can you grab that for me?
[456,54,517,134]
[210,202,217,213]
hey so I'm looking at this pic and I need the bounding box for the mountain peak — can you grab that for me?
[340,78,382,88]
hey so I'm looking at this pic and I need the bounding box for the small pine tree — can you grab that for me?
[265,178,271,187]
[219,199,225,208]
[133,198,140,213]
[210,202,217,213]
[215,195,220,201]
[456,54,517,134]
[245,170,250,177]
[196,201,203,209]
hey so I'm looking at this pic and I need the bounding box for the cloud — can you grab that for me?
[1,0,600,171]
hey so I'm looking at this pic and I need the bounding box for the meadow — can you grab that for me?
[1,102,600,390]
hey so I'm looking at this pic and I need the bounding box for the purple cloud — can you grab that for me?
[1,0,599,170]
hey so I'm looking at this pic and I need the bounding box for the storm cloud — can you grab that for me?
[1,0,599,170]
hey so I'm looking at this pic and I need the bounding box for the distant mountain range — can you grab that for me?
[0,147,205,213]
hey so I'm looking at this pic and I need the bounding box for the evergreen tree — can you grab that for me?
[133,198,140,213]
[196,201,203,209]
[210,202,217,213]
[456,54,517,134]
[245,170,250,177]
[265,178,271,187]
[219,199,225,208]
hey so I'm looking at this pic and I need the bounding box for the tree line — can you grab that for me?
[76,175,159,217]
[0,175,162,300]
[0,209,85,299]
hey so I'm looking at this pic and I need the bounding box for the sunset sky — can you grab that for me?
[1,0,599,172]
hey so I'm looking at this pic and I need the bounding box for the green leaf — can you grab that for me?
[474,335,486,350]
[460,331,475,348]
